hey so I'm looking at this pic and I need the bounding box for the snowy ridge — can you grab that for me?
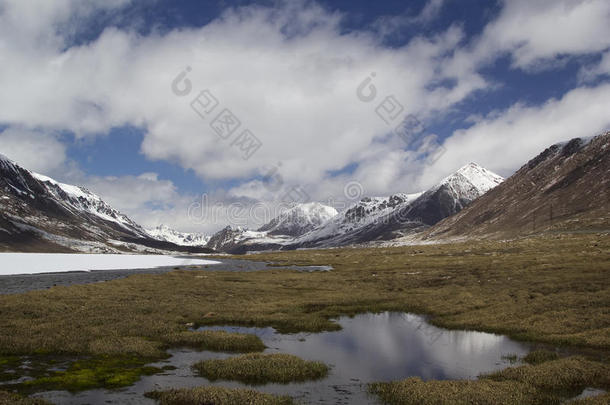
[146,224,210,247]
[207,203,338,252]
[295,193,422,244]
[31,172,147,236]
[0,154,144,236]
[0,154,36,198]
[258,202,338,237]
[205,163,504,251]
[205,226,247,251]
[0,153,187,252]
[437,163,504,199]
[293,163,504,248]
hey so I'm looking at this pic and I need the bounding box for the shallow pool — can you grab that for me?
[35,312,532,404]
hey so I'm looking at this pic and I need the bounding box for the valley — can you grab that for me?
[1,1,609,403]
[0,233,608,404]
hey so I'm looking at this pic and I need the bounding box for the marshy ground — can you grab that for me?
[0,232,608,403]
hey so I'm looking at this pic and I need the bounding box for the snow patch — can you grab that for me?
[0,253,221,275]
[146,224,210,247]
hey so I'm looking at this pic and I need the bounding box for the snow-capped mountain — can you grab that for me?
[147,224,210,247]
[205,163,504,252]
[30,172,149,238]
[0,154,212,253]
[205,226,247,252]
[205,225,291,253]
[205,203,337,253]
[291,193,422,245]
[422,133,609,240]
[257,202,337,236]
[291,163,503,248]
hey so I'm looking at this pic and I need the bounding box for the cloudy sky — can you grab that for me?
[0,0,609,234]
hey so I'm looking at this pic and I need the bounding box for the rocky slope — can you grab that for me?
[0,154,212,253]
[205,225,292,254]
[147,224,210,247]
[257,202,337,237]
[422,132,610,240]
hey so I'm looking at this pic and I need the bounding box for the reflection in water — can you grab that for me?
[35,312,530,405]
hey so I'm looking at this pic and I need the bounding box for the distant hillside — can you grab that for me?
[257,202,337,237]
[206,163,504,253]
[0,154,213,253]
[291,163,503,248]
[423,132,610,241]
[147,224,210,247]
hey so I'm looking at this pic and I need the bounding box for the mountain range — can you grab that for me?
[292,163,504,248]
[0,154,212,253]
[1,131,607,253]
[205,163,504,252]
[146,224,211,247]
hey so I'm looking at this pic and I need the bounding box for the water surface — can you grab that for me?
[35,312,531,404]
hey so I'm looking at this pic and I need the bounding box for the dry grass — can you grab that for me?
[0,233,608,395]
[146,386,295,405]
[370,356,610,404]
[193,353,328,384]
[370,378,546,405]
[483,356,610,392]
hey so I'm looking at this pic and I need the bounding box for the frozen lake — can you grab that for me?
[0,253,221,275]
[0,256,332,294]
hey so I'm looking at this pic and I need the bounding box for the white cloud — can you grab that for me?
[372,0,447,38]
[1,0,609,235]
[0,128,67,174]
[473,0,610,70]
[76,173,275,234]
[0,0,481,188]
[83,172,178,212]
[579,51,610,82]
[422,82,610,186]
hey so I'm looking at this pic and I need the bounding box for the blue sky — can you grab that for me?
[0,0,609,232]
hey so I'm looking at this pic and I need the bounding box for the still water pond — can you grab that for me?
[36,312,531,404]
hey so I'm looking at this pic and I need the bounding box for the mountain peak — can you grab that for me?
[0,153,20,172]
[441,162,504,194]
[258,202,337,237]
[424,131,610,240]
[0,157,160,251]
[146,224,210,247]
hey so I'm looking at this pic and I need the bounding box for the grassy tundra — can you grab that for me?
[0,233,608,403]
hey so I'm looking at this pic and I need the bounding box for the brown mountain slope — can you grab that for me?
[423,131,610,241]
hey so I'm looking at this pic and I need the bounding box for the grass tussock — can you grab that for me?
[146,386,295,405]
[370,356,610,405]
[162,330,265,353]
[0,391,51,405]
[483,356,610,392]
[370,378,545,405]
[522,349,560,365]
[194,353,328,384]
